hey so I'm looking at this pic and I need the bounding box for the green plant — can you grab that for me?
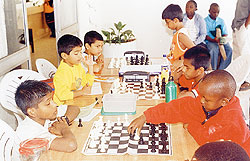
[101,21,135,44]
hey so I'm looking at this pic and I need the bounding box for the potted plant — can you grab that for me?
[101,21,137,58]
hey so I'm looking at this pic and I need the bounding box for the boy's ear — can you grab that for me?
[173,18,179,23]
[61,52,68,60]
[85,43,91,50]
[220,98,230,107]
[197,67,205,75]
[27,107,37,117]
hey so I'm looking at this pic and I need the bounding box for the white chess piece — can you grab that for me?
[153,91,160,99]
[89,138,96,148]
[124,114,129,126]
[117,117,121,125]
[134,132,140,140]
[100,142,106,152]
[107,120,112,129]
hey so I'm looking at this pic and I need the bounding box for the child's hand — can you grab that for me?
[127,114,146,135]
[49,117,69,136]
[96,53,104,63]
[171,59,184,79]
[183,123,189,130]
[82,55,94,66]
[80,85,92,95]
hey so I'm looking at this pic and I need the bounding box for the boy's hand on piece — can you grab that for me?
[127,114,146,135]
[49,117,69,136]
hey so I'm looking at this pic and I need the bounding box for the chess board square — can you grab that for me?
[118,143,128,148]
[120,135,129,140]
[109,140,119,145]
[128,143,138,149]
[110,136,121,141]
[113,130,122,133]
[137,144,149,149]
[117,148,128,153]
[113,126,123,130]
[107,149,118,154]
[137,149,148,153]
[108,144,119,149]
[97,144,108,149]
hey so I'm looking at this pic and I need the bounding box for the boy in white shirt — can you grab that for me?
[82,30,104,74]
[15,80,79,154]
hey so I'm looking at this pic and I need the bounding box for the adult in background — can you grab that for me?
[231,0,250,90]
[183,0,206,46]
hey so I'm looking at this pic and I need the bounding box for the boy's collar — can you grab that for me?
[201,106,223,125]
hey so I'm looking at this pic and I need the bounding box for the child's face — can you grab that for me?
[209,6,220,20]
[86,40,104,56]
[182,59,199,80]
[64,46,83,66]
[198,82,224,112]
[186,1,196,17]
[165,19,176,30]
[34,92,58,121]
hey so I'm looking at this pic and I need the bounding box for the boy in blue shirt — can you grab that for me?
[205,3,232,70]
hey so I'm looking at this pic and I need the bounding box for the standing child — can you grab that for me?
[128,70,250,157]
[44,0,55,37]
[174,45,210,98]
[162,4,195,74]
[53,34,95,105]
[205,3,232,70]
[15,80,79,155]
[83,31,104,74]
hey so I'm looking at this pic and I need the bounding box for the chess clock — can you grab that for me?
[122,71,150,82]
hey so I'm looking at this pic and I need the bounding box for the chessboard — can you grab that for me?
[117,82,165,100]
[82,119,172,155]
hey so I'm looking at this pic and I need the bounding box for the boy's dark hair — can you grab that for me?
[193,141,250,161]
[57,34,83,58]
[210,3,219,9]
[15,80,52,116]
[187,0,197,8]
[162,4,183,22]
[84,31,103,47]
[184,45,210,70]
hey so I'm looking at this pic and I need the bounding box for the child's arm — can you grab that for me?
[49,117,77,152]
[206,35,220,43]
[178,33,195,50]
[82,55,94,75]
[93,53,104,73]
[64,105,80,122]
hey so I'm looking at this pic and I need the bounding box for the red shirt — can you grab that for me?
[144,96,250,156]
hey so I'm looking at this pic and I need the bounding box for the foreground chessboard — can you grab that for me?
[114,82,165,100]
[82,121,172,155]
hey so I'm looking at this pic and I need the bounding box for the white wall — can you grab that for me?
[78,0,237,57]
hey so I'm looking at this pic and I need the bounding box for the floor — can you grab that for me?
[30,34,58,71]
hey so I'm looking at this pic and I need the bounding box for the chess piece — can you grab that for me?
[161,78,166,94]
[161,142,168,154]
[149,82,153,89]
[140,56,145,65]
[140,81,144,88]
[78,118,83,127]
[130,56,134,65]
[135,55,139,65]
[89,138,96,148]
[129,133,135,140]
[117,117,121,126]
[138,134,145,145]
[145,55,149,65]
[134,133,140,140]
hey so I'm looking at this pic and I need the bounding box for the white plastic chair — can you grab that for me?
[0,69,46,124]
[0,119,16,161]
[36,58,57,79]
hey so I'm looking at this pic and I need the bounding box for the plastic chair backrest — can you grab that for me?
[0,119,15,161]
[36,58,57,79]
[0,69,46,124]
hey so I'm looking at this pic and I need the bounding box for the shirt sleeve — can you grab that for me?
[220,18,228,36]
[144,97,201,124]
[194,14,207,45]
[53,69,74,103]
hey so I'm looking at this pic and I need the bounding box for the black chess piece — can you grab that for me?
[149,82,153,89]
[161,142,168,154]
[135,55,139,65]
[138,134,145,145]
[145,55,149,65]
[140,81,144,88]
[130,133,135,139]
[130,56,134,65]
[78,118,83,127]
[151,144,156,153]
[140,56,145,65]
[161,78,166,94]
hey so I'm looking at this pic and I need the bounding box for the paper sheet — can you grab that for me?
[94,76,116,83]
[75,101,100,122]
[90,82,103,95]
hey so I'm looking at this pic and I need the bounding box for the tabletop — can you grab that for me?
[42,58,199,160]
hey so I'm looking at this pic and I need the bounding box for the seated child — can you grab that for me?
[173,45,210,98]
[128,70,250,157]
[162,4,195,73]
[15,80,79,154]
[53,34,95,105]
[82,30,104,74]
[205,3,232,70]
[192,141,250,161]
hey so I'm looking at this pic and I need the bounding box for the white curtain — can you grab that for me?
[0,0,8,59]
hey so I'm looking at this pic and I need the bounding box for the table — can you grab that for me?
[43,58,199,160]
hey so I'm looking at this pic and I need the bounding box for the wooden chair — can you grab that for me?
[0,69,46,124]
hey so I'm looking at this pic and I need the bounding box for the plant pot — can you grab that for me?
[103,40,137,58]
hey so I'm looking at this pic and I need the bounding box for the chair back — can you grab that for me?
[0,119,15,161]
[0,69,46,123]
[36,58,57,79]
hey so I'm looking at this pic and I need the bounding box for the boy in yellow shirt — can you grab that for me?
[53,34,95,105]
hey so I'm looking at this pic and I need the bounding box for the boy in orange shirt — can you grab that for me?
[128,70,250,157]
[162,4,194,73]
[174,45,210,98]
